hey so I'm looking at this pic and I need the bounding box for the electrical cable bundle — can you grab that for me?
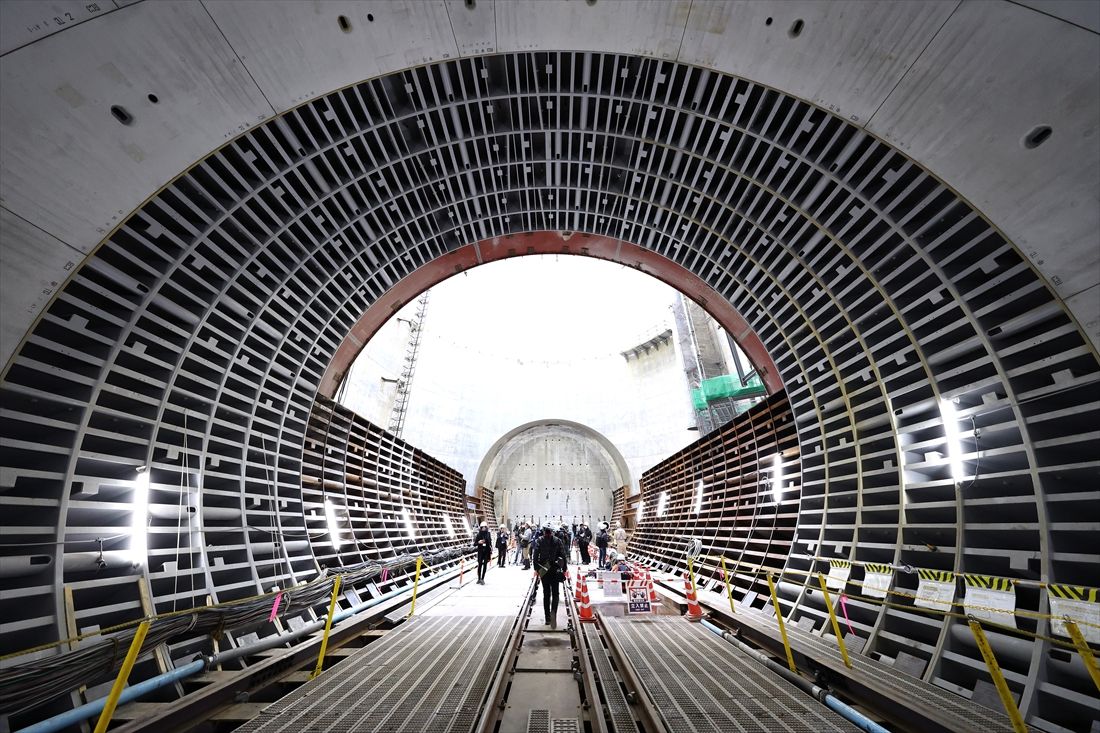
[0,545,471,717]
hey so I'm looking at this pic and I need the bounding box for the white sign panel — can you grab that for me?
[827,560,852,592]
[862,564,893,599]
[961,576,1016,628]
[602,572,623,599]
[1049,584,1100,644]
[627,584,652,614]
[915,570,955,611]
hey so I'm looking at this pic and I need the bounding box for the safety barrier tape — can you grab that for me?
[963,575,1014,592]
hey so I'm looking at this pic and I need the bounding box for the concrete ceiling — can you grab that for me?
[0,0,1098,371]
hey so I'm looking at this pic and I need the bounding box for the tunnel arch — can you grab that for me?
[322,230,783,397]
[0,50,1096,725]
[475,418,632,495]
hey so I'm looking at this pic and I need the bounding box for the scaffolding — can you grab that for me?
[388,290,431,438]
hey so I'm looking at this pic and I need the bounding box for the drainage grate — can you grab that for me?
[527,709,550,733]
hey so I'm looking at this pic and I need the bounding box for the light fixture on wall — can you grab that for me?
[443,514,456,538]
[657,491,668,517]
[939,397,964,486]
[402,508,416,539]
[635,501,643,524]
[324,498,344,550]
[130,467,150,566]
[771,454,783,503]
[694,480,704,514]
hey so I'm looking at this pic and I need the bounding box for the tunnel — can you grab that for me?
[0,2,1097,733]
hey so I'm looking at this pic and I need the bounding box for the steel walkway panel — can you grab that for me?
[697,596,1033,733]
[580,624,637,733]
[602,616,859,733]
[235,615,512,733]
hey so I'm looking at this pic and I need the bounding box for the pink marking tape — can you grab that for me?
[268,591,283,622]
[840,594,856,635]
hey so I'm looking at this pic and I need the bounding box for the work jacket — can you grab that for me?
[474,528,492,555]
[533,535,567,581]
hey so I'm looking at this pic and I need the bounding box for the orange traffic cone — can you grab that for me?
[575,571,584,601]
[578,574,596,624]
[647,569,658,603]
[684,574,704,622]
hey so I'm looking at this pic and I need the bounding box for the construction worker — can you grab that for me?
[576,522,592,565]
[474,522,492,584]
[595,523,610,567]
[533,525,568,627]
[521,524,533,570]
[613,521,628,557]
[496,525,510,567]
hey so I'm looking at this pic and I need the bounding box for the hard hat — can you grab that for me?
[480,522,487,528]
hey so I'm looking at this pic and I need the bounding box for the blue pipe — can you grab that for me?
[18,563,461,733]
[17,660,204,733]
[699,619,891,733]
[824,695,891,733]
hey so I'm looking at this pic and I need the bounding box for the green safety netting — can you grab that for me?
[692,374,766,410]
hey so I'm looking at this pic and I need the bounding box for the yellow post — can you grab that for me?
[817,573,852,668]
[407,556,424,618]
[720,556,736,614]
[767,572,797,673]
[310,575,342,680]
[968,616,1026,733]
[92,620,150,733]
[1063,616,1100,693]
[686,556,697,596]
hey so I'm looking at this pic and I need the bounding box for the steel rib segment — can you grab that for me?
[649,619,856,732]
[603,617,858,733]
[580,625,636,733]
[234,616,462,732]
[720,605,1021,731]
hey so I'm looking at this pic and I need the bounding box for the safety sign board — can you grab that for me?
[1049,585,1100,643]
[915,569,955,611]
[602,572,623,599]
[826,559,852,592]
[862,564,893,599]
[963,575,1017,629]
[627,584,652,614]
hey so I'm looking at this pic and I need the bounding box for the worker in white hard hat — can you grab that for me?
[594,522,610,567]
[576,522,593,565]
[474,521,492,584]
[613,521,628,558]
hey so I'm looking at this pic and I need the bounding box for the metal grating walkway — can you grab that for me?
[602,616,859,733]
[703,598,1034,733]
[235,616,511,733]
[580,623,636,733]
